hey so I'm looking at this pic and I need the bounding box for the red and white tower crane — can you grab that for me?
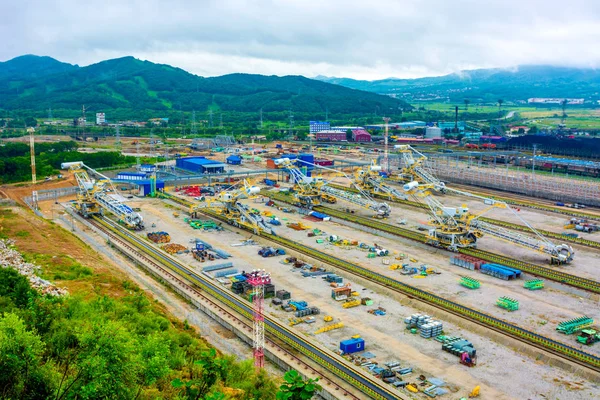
[246,269,271,369]
[383,117,390,172]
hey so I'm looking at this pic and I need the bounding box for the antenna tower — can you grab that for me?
[383,117,390,171]
[48,107,53,120]
[209,109,213,128]
[219,114,223,130]
[247,270,271,369]
[325,107,329,122]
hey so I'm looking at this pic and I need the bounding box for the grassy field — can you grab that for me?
[413,102,600,129]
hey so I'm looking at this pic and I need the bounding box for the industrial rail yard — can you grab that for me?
[13,136,600,400]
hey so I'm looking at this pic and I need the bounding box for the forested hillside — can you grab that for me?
[0,55,409,117]
[316,65,600,102]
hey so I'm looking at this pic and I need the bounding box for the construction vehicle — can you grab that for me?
[258,247,285,257]
[402,180,574,263]
[460,351,477,367]
[577,329,600,345]
[276,158,391,217]
[63,161,144,230]
[191,180,276,235]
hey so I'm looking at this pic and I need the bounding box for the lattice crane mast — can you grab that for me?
[276,158,391,217]
[247,269,271,369]
[354,162,408,201]
[403,181,575,263]
[395,145,446,192]
[63,161,144,230]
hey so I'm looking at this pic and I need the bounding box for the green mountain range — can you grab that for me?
[0,55,409,116]
[315,66,600,102]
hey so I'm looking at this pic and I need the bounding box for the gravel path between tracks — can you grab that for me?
[140,198,598,400]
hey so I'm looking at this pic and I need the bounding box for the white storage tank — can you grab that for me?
[425,126,442,138]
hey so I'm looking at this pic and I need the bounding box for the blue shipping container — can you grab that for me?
[340,338,365,354]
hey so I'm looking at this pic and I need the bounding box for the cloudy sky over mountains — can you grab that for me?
[3,0,600,79]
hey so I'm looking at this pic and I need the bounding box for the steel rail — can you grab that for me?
[196,208,600,373]
[90,215,406,400]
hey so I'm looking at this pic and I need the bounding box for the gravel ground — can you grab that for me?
[135,197,599,400]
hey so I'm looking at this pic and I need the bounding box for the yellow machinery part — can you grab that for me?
[468,385,480,398]
[323,315,333,322]
[406,383,419,393]
[314,322,344,334]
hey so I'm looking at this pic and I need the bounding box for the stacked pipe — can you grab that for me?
[147,231,170,243]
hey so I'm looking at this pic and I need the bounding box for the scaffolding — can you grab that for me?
[385,153,600,206]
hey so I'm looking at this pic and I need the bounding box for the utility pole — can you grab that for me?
[115,125,121,146]
[288,110,294,139]
[383,117,390,171]
[219,114,223,130]
[29,127,36,184]
[191,110,198,135]
[259,108,263,129]
[532,143,537,181]
[325,107,329,122]
[48,107,53,120]
[209,109,214,128]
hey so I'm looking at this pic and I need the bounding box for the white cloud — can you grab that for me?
[2,0,600,79]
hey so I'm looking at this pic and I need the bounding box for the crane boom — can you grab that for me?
[65,162,144,230]
[198,180,275,235]
[403,181,574,263]
[276,158,391,217]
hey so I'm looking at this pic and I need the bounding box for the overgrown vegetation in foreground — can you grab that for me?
[0,265,282,399]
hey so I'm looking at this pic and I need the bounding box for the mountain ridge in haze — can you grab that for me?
[0,55,409,115]
[314,65,600,102]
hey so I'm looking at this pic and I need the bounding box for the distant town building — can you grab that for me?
[315,130,347,141]
[438,121,465,132]
[73,117,86,127]
[331,126,363,132]
[149,117,169,125]
[96,113,106,125]
[309,121,330,133]
[527,98,584,105]
[352,129,372,142]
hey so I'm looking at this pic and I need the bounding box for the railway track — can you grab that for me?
[196,207,600,374]
[87,214,405,400]
[265,192,600,294]
[326,184,600,251]
[435,183,600,221]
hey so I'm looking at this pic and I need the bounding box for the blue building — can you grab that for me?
[116,172,147,181]
[176,157,226,173]
[226,155,242,165]
[309,121,330,134]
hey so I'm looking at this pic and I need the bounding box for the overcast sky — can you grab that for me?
[2,0,600,80]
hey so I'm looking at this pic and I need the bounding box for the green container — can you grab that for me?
[316,239,324,244]
[367,253,376,258]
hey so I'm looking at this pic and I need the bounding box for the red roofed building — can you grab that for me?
[315,130,347,141]
[352,129,372,142]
